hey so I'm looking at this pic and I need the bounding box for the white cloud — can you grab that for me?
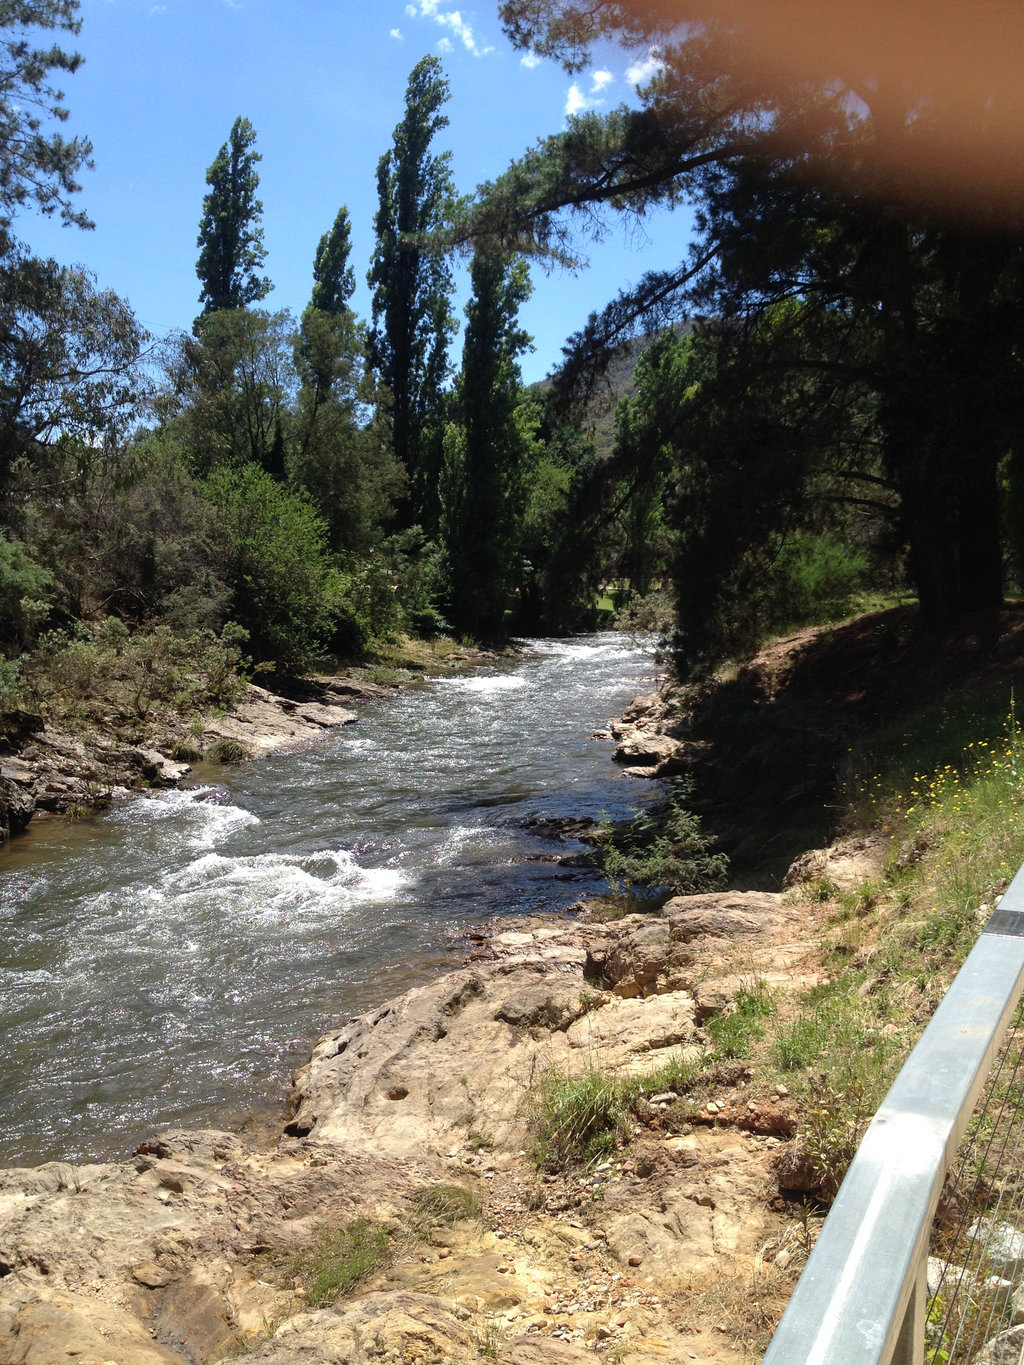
[390,26,403,39]
[520,51,541,69]
[404,1,495,57]
[437,35,453,51]
[626,48,665,86]
[564,68,614,117]
[564,83,588,117]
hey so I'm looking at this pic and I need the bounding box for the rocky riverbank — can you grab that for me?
[0,836,880,1365]
[0,676,397,845]
[0,650,899,1364]
[0,643,511,846]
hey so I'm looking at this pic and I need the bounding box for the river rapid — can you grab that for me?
[0,634,660,1168]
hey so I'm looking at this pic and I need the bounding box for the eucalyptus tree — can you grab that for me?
[0,1,148,528]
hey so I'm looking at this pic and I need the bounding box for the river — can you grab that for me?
[0,634,660,1168]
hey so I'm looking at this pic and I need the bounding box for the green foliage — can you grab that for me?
[204,461,343,669]
[367,55,458,520]
[291,306,404,554]
[335,528,448,652]
[163,309,296,477]
[531,1068,630,1170]
[288,1219,390,1308]
[310,206,355,316]
[0,248,149,513]
[706,980,778,1059]
[17,617,247,724]
[206,737,248,764]
[195,116,271,317]
[470,2,1022,658]
[0,0,93,238]
[0,536,53,650]
[442,253,535,639]
[596,783,728,898]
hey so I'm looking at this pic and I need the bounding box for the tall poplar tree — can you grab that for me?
[367,56,457,526]
[442,252,534,639]
[293,206,403,552]
[195,116,271,318]
[311,207,355,317]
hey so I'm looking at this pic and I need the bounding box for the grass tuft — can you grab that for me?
[287,1219,390,1307]
[532,1068,631,1170]
[411,1183,481,1231]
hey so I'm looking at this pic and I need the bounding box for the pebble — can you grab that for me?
[628,1255,643,1267]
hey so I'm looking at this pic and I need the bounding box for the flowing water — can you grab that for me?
[0,634,661,1167]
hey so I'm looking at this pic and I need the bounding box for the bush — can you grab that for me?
[411,1183,481,1230]
[206,737,249,764]
[0,537,53,652]
[16,618,248,724]
[205,462,344,669]
[597,781,729,897]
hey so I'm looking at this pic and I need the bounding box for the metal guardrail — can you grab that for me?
[761,866,1024,1365]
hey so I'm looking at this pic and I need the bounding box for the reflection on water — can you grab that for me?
[0,634,660,1165]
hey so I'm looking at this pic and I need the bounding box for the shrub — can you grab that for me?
[205,462,345,669]
[597,781,729,898]
[17,619,248,724]
[0,537,53,651]
[206,737,249,764]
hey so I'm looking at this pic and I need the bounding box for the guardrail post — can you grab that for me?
[891,1257,926,1365]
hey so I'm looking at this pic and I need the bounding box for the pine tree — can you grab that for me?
[195,116,271,318]
[367,56,457,525]
[0,0,94,246]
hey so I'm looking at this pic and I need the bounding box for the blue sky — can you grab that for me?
[22,0,692,385]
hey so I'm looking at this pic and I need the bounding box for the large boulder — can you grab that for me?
[0,772,34,842]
